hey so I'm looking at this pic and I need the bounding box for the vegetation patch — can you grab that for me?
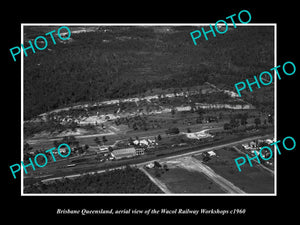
[24,166,163,193]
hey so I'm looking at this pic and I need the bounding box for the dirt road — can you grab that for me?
[26,132,115,145]
[139,167,171,194]
[173,156,245,194]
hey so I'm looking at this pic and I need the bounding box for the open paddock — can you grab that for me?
[146,167,225,194]
[193,147,274,193]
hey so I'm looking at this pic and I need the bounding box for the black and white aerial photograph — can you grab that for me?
[4,3,299,221]
[22,25,275,195]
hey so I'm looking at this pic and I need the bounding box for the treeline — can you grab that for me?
[24,26,274,120]
[24,120,80,138]
[223,113,273,130]
[24,166,163,193]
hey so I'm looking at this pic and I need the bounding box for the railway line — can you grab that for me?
[25,133,273,186]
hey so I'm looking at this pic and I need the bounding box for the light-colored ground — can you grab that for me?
[32,82,254,125]
[182,128,216,140]
[26,131,115,145]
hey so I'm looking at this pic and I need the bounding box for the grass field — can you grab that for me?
[147,167,226,193]
[194,147,274,193]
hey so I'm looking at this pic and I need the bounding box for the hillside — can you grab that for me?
[24,25,274,120]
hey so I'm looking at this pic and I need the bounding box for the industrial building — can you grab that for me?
[111,147,136,160]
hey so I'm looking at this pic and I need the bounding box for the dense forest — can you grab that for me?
[24,26,274,120]
[24,166,163,193]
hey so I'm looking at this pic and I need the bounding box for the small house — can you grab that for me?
[207,151,216,157]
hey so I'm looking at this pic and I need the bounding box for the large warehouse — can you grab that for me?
[111,148,136,160]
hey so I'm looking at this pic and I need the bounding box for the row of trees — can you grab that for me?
[224,114,249,130]
[53,135,79,147]
[223,113,272,131]
[115,115,151,131]
[94,136,108,146]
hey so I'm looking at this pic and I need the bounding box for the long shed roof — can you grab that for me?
[112,147,136,159]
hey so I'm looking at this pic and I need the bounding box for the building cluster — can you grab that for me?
[132,139,157,148]
[111,138,157,160]
[201,150,217,162]
[89,138,158,162]
[242,138,274,162]
[111,147,137,160]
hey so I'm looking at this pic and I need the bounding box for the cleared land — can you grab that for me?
[194,147,274,193]
[146,166,225,193]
